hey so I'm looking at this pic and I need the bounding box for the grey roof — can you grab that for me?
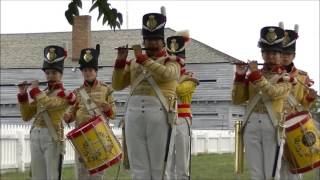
[1,28,239,68]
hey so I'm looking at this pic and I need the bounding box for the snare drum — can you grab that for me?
[67,115,122,175]
[284,111,320,174]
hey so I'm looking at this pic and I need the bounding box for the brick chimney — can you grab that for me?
[72,15,92,62]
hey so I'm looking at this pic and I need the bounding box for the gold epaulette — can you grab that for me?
[73,86,83,94]
[178,74,190,83]
[179,73,199,85]
[101,82,110,87]
[189,77,200,86]
[101,82,114,95]
[73,88,80,93]
[298,70,308,76]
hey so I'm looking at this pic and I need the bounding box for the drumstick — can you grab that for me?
[295,78,311,90]
[114,47,149,50]
[86,100,117,112]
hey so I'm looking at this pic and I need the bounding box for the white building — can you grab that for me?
[0,28,245,129]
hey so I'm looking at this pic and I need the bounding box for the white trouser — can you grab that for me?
[125,96,169,180]
[243,112,277,180]
[74,153,104,180]
[279,157,302,180]
[30,127,61,180]
[169,117,191,180]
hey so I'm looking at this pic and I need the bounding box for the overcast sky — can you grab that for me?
[1,0,319,91]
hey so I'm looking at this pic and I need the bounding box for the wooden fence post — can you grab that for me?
[192,131,198,156]
[16,130,25,172]
[205,133,209,154]
[217,133,222,154]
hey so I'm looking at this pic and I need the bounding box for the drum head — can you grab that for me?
[284,111,309,129]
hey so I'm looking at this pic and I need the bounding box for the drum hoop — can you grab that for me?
[66,115,103,139]
[289,160,320,174]
[88,153,122,175]
[285,116,309,132]
[285,111,309,121]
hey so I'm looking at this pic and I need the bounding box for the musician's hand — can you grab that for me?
[248,60,258,72]
[236,63,247,75]
[97,102,111,112]
[30,80,39,89]
[308,88,318,100]
[132,44,142,58]
[63,113,73,123]
[117,44,128,60]
[18,81,28,94]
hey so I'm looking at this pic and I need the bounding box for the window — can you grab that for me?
[211,113,218,116]
[232,113,243,118]
[194,113,218,116]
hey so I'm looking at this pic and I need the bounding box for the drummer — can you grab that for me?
[279,23,317,180]
[232,26,293,180]
[63,45,116,180]
[280,23,317,112]
[166,33,199,180]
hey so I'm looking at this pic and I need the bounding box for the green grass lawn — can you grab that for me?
[1,153,318,180]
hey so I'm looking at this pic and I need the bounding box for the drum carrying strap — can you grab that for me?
[145,76,171,115]
[260,73,284,128]
[79,88,102,116]
[119,71,152,170]
[261,94,279,128]
[128,68,177,179]
[145,75,177,180]
[288,93,304,112]
[38,105,59,142]
[261,94,285,180]
[242,92,261,130]
[38,105,65,180]
[130,70,151,94]
[242,92,279,130]
[130,69,171,115]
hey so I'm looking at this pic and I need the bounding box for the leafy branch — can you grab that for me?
[310,95,320,123]
[65,0,123,30]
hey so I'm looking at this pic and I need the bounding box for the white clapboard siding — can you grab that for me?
[0,62,242,130]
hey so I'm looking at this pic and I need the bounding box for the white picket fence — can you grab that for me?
[0,124,235,173]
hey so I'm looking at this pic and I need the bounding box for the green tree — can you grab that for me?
[65,0,123,30]
[310,95,320,123]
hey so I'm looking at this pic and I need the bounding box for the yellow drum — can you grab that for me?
[67,115,122,175]
[284,111,320,174]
